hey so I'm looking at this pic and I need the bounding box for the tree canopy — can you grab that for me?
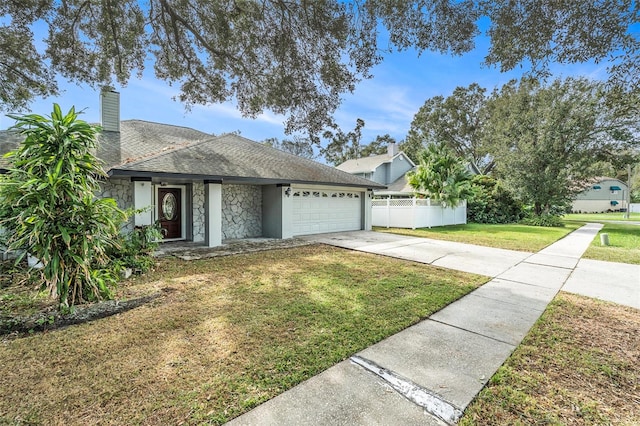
[262,136,315,159]
[403,83,492,173]
[485,77,640,215]
[2,1,639,135]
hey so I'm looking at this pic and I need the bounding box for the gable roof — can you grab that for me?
[336,151,415,174]
[111,133,384,188]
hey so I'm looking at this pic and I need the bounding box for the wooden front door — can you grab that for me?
[158,188,182,239]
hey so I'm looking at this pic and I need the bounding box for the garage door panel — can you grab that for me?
[292,188,362,236]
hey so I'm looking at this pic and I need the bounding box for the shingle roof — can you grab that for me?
[336,153,392,174]
[374,168,423,195]
[0,119,210,170]
[98,120,212,169]
[0,119,383,188]
[111,133,384,188]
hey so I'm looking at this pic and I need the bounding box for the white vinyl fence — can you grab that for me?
[372,198,467,229]
[630,203,640,213]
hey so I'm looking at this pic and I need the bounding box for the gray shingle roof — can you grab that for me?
[0,119,210,170]
[111,133,384,188]
[374,168,422,195]
[99,120,212,169]
[336,153,392,174]
[1,119,383,188]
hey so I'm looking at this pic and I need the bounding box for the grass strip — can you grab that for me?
[460,292,640,425]
[374,223,581,252]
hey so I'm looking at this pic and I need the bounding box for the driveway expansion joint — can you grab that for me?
[350,355,463,425]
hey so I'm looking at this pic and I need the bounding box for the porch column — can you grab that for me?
[363,190,373,231]
[133,179,153,226]
[205,181,223,247]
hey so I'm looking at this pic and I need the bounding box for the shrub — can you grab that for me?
[0,105,126,310]
[467,175,524,223]
[519,214,565,227]
[109,222,162,274]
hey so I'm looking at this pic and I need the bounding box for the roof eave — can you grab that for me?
[107,168,386,189]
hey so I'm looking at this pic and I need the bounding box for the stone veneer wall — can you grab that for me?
[192,182,206,242]
[99,179,134,234]
[222,184,262,239]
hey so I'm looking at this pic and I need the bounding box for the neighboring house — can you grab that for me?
[0,91,383,247]
[336,145,466,229]
[572,177,629,213]
[336,144,416,197]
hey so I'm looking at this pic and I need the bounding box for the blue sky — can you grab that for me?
[0,22,609,154]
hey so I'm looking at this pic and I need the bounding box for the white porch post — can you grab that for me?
[363,190,373,231]
[133,179,153,226]
[205,181,223,247]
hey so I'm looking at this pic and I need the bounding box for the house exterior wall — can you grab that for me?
[192,182,206,242]
[572,179,628,212]
[222,184,262,239]
[388,154,412,184]
[372,163,387,185]
[99,179,134,233]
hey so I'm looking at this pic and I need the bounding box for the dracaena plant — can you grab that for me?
[0,104,126,310]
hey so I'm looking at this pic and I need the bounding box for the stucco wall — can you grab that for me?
[99,179,134,233]
[222,184,262,239]
[192,182,205,242]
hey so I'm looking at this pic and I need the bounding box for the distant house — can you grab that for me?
[572,177,629,213]
[0,91,383,246]
[336,144,466,228]
[336,143,416,197]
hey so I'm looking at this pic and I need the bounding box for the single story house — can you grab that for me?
[572,177,629,213]
[0,91,383,246]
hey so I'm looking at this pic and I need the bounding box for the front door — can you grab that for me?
[158,188,182,239]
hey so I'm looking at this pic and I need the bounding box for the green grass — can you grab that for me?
[460,293,640,425]
[374,222,582,252]
[0,245,486,425]
[563,212,640,222]
[580,223,640,265]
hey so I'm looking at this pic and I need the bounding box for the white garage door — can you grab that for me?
[292,188,362,236]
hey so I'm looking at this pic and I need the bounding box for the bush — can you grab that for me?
[109,222,162,275]
[0,105,126,310]
[519,214,565,227]
[467,175,524,224]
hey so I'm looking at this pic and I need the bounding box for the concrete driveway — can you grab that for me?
[302,230,531,277]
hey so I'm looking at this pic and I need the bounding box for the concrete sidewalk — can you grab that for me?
[228,223,638,425]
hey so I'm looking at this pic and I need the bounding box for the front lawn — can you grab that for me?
[0,245,485,425]
[460,292,640,425]
[374,223,582,252]
[580,222,640,265]
[563,212,640,222]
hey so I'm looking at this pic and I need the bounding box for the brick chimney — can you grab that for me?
[100,89,120,132]
[387,142,398,157]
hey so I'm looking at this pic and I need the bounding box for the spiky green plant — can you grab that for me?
[0,104,125,309]
[407,141,472,207]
